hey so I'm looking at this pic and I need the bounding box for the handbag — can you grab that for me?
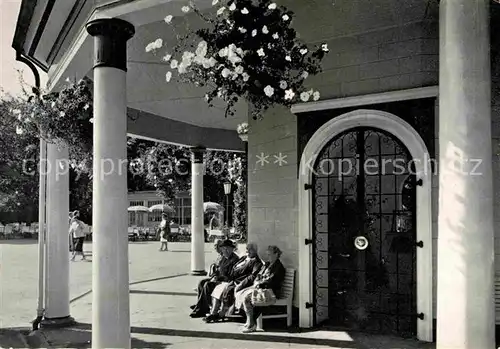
[251,287,276,307]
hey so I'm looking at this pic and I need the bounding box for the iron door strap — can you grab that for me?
[305,238,313,245]
[415,240,424,248]
[304,183,313,190]
[305,302,314,309]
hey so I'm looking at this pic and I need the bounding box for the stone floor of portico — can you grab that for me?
[1,240,435,348]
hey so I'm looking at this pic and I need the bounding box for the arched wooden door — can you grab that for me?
[311,127,418,338]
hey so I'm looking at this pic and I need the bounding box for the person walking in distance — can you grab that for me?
[159,212,171,251]
[70,211,87,261]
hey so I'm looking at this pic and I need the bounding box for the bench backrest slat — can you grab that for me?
[279,268,295,299]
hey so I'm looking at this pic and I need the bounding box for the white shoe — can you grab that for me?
[241,325,256,333]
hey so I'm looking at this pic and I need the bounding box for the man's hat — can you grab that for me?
[220,239,236,248]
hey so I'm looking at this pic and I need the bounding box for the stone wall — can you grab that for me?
[248,0,439,308]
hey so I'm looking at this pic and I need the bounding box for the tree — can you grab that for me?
[0,97,39,222]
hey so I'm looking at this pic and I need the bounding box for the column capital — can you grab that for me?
[86,18,135,71]
[190,146,206,163]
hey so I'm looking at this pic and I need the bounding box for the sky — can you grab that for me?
[0,0,47,97]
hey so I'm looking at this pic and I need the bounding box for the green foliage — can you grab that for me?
[148,0,328,119]
[4,79,93,173]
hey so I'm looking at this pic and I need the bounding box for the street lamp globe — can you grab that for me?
[223,182,232,195]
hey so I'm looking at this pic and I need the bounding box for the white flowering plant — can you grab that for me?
[147,0,328,119]
[236,122,248,134]
[5,79,93,172]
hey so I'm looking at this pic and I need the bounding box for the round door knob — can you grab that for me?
[354,236,369,250]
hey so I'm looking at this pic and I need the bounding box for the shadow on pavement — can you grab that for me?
[74,323,364,348]
[35,326,170,348]
[130,290,196,297]
[70,274,189,304]
[0,328,30,348]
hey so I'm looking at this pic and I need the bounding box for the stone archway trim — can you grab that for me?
[297,109,433,342]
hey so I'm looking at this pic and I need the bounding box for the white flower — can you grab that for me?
[181,6,190,13]
[322,43,329,52]
[212,0,219,5]
[164,15,173,23]
[241,7,249,14]
[279,81,288,89]
[235,66,244,74]
[83,104,90,111]
[283,14,290,21]
[162,54,172,62]
[300,92,310,102]
[272,33,279,39]
[65,77,71,83]
[301,71,309,79]
[51,101,56,108]
[219,47,229,57]
[170,60,178,69]
[145,42,154,52]
[195,41,208,57]
[285,89,295,100]
[242,72,249,82]
[229,2,236,11]
[264,85,274,97]
[89,118,94,124]
[217,7,226,15]
[238,27,247,33]
[166,71,172,82]
[300,48,308,55]
[222,68,231,78]
[154,38,163,48]
[206,57,217,68]
[313,91,321,101]
[60,111,66,117]
[178,62,188,74]
[262,26,269,34]
[257,48,265,57]
[268,3,277,9]
[285,55,291,61]
[252,29,257,37]
[16,126,24,135]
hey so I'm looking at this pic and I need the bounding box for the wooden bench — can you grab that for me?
[496,274,500,324]
[256,268,295,330]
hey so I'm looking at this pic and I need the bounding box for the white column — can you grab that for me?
[43,143,72,325]
[437,1,494,348]
[191,147,206,275]
[87,18,135,349]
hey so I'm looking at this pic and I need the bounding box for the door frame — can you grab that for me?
[298,109,433,342]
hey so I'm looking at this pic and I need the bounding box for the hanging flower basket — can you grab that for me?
[147,0,329,120]
[6,79,93,172]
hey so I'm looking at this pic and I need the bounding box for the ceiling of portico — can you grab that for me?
[123,0,433,128]
[125,14,248,130]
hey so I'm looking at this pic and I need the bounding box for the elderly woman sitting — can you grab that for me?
[235,245,285,333]
[190,239,239,318]
[203,242,263,322]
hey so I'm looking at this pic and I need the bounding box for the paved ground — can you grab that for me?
[0,240,435,348]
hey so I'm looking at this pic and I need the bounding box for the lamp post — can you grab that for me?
[223,182,232,231]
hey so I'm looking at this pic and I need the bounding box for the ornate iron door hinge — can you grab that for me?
[305,238,313,245]
[416,179,423,186]
[416,313,424,320]
[304,183,313,190]
[305,302,314,309]
[415,241,424,248]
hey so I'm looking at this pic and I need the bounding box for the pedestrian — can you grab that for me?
[159,212,170,251]
[70,211,87,261]
[68,212,75,252]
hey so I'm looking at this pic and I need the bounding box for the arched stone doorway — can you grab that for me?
[298,110,433,341]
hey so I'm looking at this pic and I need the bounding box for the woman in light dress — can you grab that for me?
[234,245,285,333]
[159,212,170,251]
[69,211,87,261]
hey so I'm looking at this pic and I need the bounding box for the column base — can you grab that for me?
[40,316,76,329]
[191,270,207,276]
